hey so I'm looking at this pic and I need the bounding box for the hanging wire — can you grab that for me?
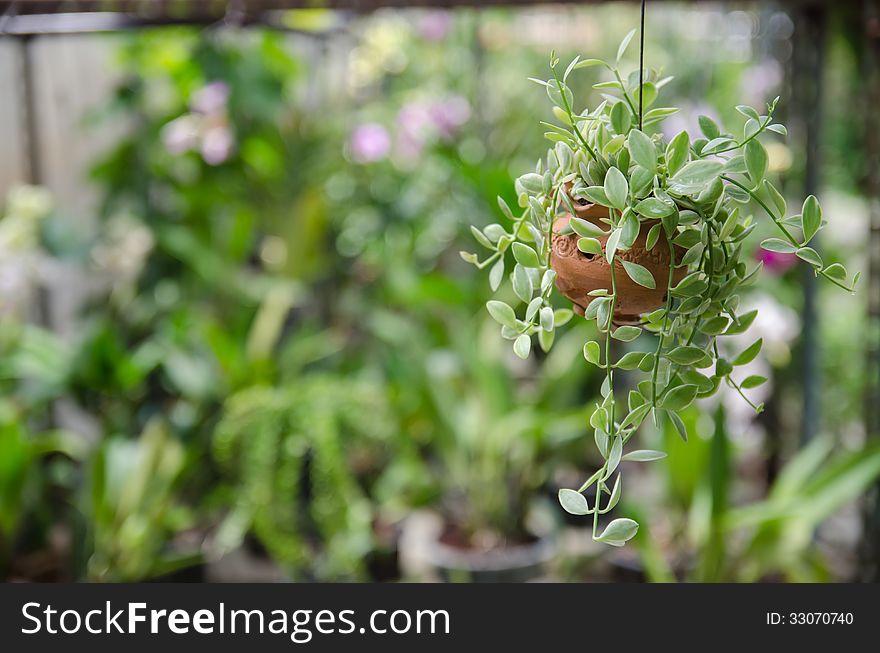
[638,0,646,130]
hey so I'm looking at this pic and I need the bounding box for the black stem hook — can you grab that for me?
[638,0,647,130]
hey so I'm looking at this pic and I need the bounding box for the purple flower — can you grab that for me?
[418,10,453,42]
[429,96,471,140]
[350,123,391,163]
[191,81,230,115]
[756,248,797,273]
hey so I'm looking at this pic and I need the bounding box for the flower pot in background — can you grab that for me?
[399,512,556,583]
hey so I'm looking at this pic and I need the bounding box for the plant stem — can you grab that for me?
[551,64,600,161]
[613,68,639,119]
[720,174,852,292]
[651,232,676,407]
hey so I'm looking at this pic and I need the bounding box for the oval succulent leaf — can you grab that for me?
[558,489,591,516]
[621,450,668,462]
[486,300,518,329]
[604,167,629,211]
[760,238,797,254]
[512,242,541,267]
[802,195,822,243]
[627,129,657,173]
[595,518,639,546]
[570,217,608,237]
[659,384,699,411]
[577,237,603,255]
[621,260,656,289]
[634,197,674,218]
[733,338,763,366]
[744,140,768,187]
[513,334,531,359]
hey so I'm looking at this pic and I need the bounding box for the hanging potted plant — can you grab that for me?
[462,28,858,548]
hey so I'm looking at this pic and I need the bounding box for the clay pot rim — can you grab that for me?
[560,180,612,228]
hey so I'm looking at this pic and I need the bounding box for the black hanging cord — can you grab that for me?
[638,0,646,130]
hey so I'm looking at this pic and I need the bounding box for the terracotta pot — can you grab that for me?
[550,201,685,325]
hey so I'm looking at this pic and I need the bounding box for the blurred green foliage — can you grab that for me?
[0,6,876,582]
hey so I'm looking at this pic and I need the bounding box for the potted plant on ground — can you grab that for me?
[462,30,858,548]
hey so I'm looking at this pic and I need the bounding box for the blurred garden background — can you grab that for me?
[1,0,880,582]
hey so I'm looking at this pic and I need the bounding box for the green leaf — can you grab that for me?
[646,223,662,250]
[513,334,531,359]
[526,297,542,321]
[540,306,555,332]
[698,115,721,139]
[733,338,763,366]
[582,186,611,207]
[570,217,608,237]
[668,410,688,442]
[612,326,642,342]
[744,140,768,187]
[665,130,690,176]
[538,327,554,352]
[512,264,533,302]
[604,167,629,211]
[699,316,730,336]
[621,260,656,289]
[627,129,657,173]
[595,518,639,546]
[796,246,823,268]
[621,450,667,462]
[558,489,591,515]
[574,58,608,69]
[610,101,632,135]
[619,212,639,248]
[554,307,573,326]
[802,195,822,243]
[741,375,768,389]
[578,237,603,255]
[659,384,699,411]
[497,196,514,220]
[615,350,648,370]
[616,28,637,63]
[823,263,847,281]
[634,197,674,218]
[736,105,760,121]
[512,242,541,268]
[487,300,517,329]
[489,258,504,291]
[600,474,622,513]
[606,437,623,477]
[470,225,493,249]
[762,180,786,217]
[605,228,622,263]
[669,160,724,194]
[666,346,707,365]
[583,340,601,365]
[760,238,797,254]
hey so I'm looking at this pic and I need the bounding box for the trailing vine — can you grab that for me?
[462,33,858,547]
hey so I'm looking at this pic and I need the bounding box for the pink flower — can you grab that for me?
[350,123,391,163]
[418,10,453,42]
[191,81,230,115]
[756,248,797,273]
[161,115,199,155]
[201,125,234,165]
[429,96,471,140]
